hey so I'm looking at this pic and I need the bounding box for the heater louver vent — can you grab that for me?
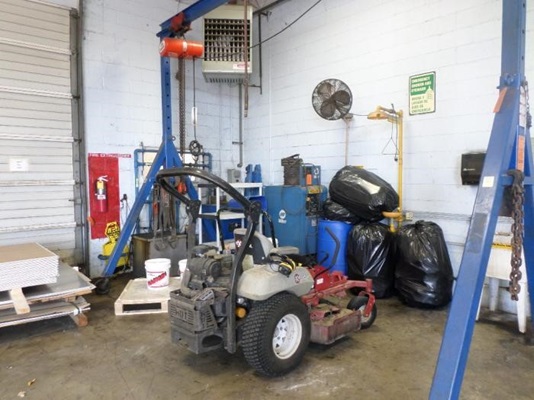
[202,5,253,83]
[204,19,251,62]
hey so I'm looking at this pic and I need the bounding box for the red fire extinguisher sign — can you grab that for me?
[88,154,120,239]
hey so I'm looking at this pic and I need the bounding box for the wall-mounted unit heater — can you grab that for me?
[202,5,253,84]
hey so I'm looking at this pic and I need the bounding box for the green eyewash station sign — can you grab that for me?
[409,72,436,115]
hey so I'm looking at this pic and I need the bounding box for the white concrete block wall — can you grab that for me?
[245,0,534,279]
[80,0,533,288]
[83,0,176,274]
[82,0,241,274]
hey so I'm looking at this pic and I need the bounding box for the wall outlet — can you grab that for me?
[404,211,414,221]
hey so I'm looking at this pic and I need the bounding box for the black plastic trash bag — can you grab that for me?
[395,221,454,308]
[329,166,399,222]
[347,223,395,298]
[323,198,362,224]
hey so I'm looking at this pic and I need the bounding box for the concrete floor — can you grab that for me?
[1,275,533,400]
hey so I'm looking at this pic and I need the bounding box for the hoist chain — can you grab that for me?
[508,169,524,301]
[506,80,531,301]
[178,58,186,156]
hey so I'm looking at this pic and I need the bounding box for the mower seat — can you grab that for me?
[233,228,298,264]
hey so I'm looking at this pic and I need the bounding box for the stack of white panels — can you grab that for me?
[0,243,59,291]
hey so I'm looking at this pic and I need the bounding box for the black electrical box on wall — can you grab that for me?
[461,153,485,185]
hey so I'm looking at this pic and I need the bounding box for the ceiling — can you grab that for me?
[176,0,289,13]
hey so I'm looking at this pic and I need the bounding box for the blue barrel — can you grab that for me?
[317,220,352,274]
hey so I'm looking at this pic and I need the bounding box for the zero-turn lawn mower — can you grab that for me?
[156,167,377,377]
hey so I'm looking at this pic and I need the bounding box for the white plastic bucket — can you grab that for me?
[178,259,187,275]
[145,258,170,289]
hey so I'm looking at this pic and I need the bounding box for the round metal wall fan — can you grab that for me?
[312,79,353,121]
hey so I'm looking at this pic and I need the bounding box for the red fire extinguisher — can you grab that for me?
[95,176,108,213]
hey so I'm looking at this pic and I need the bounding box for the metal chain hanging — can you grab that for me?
[507,80,531,301]
[508,169,524,300]
[243,0,249,118]
[189,57,203,164]
[192,57,197,142]
[178,57,186,155]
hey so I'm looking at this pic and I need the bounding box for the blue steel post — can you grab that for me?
[158,0,229,37]
[430,1,531,398]
[159,55,198,194]
[102,0,230,276]
[102,57,176,276]
[103,47,198,276]
[524,124,534,333]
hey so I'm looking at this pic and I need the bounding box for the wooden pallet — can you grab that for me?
[8,288,30,314]
[114,278,181,316]
[0,296,90,328]
[0,265,95,329]
[0,264,94,313]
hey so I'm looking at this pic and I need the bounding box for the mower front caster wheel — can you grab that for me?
[348,296,377,329]
[242,292,311,377]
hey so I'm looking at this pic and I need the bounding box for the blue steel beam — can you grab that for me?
[158,0,229,38]
[104,2,227,276]
[430,0,531,398]
[524,119,534,343]
[103,56,197,276]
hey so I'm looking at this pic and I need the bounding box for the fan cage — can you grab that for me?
[312,79,352,121]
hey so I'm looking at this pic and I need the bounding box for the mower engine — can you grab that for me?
[185,254,232,290]
[169,253,233,354]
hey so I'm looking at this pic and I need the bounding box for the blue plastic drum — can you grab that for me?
[317,219,352,274]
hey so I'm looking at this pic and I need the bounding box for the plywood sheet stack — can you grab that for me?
[0,243,59,291]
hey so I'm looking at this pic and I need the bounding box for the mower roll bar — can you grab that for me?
[156,167,252,210]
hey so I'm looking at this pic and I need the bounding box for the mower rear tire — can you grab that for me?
[348,296,377,329]
[242,292,310,377]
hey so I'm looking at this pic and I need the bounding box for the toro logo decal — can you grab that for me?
[148,271,167,286]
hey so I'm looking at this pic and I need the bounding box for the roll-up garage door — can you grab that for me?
[0,0,84,265]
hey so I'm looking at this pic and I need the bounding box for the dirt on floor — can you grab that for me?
[1,274,533,400]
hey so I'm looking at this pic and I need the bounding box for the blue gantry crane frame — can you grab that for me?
[430,0,533,398]
[101,0,229,279]
[101,0,532,396]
